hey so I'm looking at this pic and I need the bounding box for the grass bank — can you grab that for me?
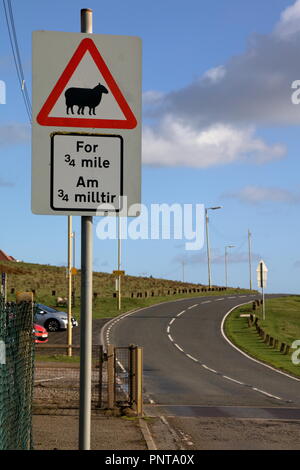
[224,296,300,378]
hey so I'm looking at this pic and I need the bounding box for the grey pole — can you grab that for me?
[248,229,252,291]
[118,213,122,310]
[225,246,228,289]
[79,7,93,451]
[205,206,222,289]
[225,245,235,289]
[205,209,212,289]
[67,216,73,357]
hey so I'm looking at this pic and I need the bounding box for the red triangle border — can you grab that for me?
[36,38,137,130]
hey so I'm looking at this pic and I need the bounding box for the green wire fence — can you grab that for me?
[0,296,34,450]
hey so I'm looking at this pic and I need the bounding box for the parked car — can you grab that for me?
[34,303,78,332]
[33,323,48,343]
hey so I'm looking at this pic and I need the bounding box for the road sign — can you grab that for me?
[51,133,123,212]
[16,291,34,303]
[256,260,268,289]
[37,38,137,130]
[32,31,141,216]
[113,270,125,276]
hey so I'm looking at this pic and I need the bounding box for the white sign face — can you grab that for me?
[32,31,142,216]
[256,260,268,288]
[51,133,123,212]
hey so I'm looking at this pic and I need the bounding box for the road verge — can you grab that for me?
[221,298,300,381]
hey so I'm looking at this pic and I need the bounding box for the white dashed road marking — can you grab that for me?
[166,297,287,403]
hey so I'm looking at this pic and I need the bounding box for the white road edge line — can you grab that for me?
[202,364,218,373]
[169,318,175,325]
[174,343,184,352]
[168,334,174,342]
[186,354,198,362]
[220,302,300,383]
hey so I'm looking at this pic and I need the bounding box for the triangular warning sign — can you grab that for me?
[36,38,137,129]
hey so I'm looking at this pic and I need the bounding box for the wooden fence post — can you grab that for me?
[107,344,115,409]
[135,346,143,416]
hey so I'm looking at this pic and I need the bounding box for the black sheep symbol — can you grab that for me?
[65,83,109,115]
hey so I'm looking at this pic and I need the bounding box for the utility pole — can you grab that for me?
[182,259,185,283]
[205,206,222,288]
[79,8,93,451]
[248,229,252,291]
[205,209,211,288]
[67,216,73,357]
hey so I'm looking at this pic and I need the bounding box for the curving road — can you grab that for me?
[104,294,300,419]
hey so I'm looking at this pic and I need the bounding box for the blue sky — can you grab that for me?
[1,0,300,293]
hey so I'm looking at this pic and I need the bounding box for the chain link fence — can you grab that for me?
[0,297,34,450]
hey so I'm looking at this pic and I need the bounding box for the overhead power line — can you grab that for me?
[3,0,32,122]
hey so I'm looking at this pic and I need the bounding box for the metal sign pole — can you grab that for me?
[118,213,122,311]
[79,8,93,451]
[68,216,73,357]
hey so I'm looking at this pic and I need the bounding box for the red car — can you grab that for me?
[33,323,48,343]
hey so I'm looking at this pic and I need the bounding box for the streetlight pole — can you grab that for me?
[225,245,235,288]
[205,206,222,289]
[248,229,252,291]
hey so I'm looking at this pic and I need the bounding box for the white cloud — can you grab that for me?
[274,0,300,39]
[141,2,300,168]
[0,123,30,146]
[142,116,286,167]
[223,185,300,204]
[143,90,165,105]
[202,65,226,84]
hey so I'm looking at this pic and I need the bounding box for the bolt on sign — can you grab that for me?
[32,31,142,216]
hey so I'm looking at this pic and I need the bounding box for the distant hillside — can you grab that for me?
[1,260,222,302]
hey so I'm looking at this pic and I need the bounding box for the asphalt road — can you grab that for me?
[104,294,300,418]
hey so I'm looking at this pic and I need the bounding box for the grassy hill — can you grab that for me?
[0,260,253,319]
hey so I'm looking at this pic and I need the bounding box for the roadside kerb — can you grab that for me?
[221,303,300,383]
